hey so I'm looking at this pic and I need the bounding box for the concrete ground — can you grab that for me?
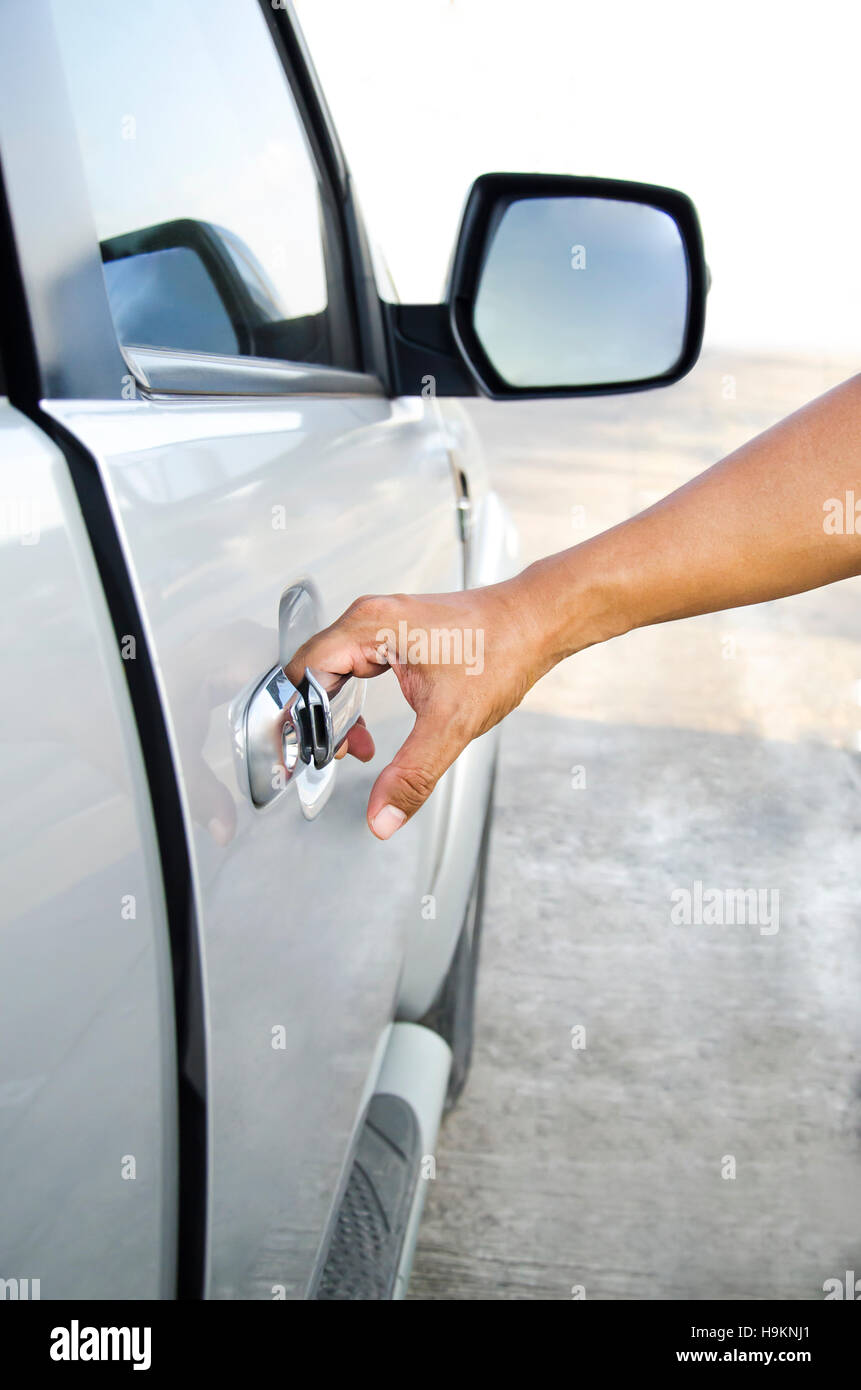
[409,349,861,1300]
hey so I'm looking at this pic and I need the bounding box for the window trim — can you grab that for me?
[124,344,382,400]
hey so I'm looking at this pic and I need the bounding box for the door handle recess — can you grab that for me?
[243,665,365,810]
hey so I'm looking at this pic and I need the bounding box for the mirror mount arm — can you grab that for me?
[382,302,478,398]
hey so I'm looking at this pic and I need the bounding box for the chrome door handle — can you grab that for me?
[241,665,365,812]
[294,669,365,770]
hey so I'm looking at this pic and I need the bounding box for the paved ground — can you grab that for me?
[409,349,861,1300]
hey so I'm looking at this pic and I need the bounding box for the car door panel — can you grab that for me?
[44,390,463,1297]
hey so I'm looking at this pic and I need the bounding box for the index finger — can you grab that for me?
[284,619,391,689]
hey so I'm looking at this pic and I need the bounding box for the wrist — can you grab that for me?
[510,536,635,671]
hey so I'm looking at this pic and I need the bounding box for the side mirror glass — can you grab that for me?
[448,174,707,398]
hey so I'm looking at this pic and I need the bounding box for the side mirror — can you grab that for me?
[384,173,707,399]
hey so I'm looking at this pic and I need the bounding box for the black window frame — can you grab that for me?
[261,0,395,394]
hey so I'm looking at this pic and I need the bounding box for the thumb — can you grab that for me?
[367,714,462,840]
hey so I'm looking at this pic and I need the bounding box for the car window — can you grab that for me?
[51,0,356,371]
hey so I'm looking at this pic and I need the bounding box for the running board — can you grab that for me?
[313,1023,451,1300]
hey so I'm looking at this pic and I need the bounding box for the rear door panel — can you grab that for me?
[0,401,177,1298]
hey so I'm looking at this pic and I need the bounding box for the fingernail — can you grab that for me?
[371,804,407,840]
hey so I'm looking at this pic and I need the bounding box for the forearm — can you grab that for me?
[519,372,861,667]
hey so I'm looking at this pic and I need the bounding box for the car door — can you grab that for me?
[5,0,466,1298]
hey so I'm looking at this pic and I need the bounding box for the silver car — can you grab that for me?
[0,0,705,1299]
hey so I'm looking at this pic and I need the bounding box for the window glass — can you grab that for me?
[52,0,353,369]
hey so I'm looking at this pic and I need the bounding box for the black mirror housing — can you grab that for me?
[384,172,707,400]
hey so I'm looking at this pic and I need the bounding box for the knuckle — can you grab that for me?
[346,593,388,629]
[347,593,376,616]
[347,592,410,642]
[395,762,439,808]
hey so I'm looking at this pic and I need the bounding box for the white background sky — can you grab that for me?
[295,0,861,356]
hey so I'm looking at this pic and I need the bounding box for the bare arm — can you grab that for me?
[287,374,861,838]
[529,371,861,663]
